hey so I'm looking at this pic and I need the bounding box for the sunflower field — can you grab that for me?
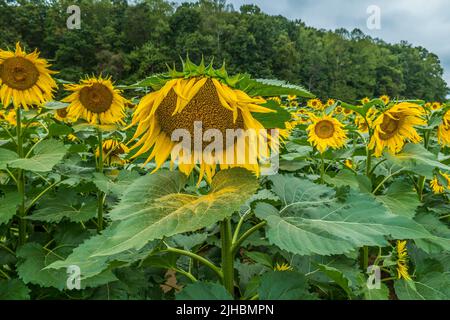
[0,42,450,301]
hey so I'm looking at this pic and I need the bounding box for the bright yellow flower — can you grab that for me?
[437,111,450,147]
[396,241,412,281]
[368,102,426,157]
[344,159,353,169]
[333,106,343,114]
[274,263,293,272]
[380,95,390,105]
[343,108,354,116]
[63,76,128,125]
[287,95,297,101]
[0,42,57,110]
[128,76,277,183]
[431,102,442,111]
[96,139,130,166]
[269,97,281,104]
[67,133,79,142]
[326,99,336,107]
[355,107,378,133]
[430,172,450,194]
[307,114,348,153]
[361,97,370,105]
[307,98,323,110]
[289,100,299,107]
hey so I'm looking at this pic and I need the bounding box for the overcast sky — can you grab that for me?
[177,0,450,88]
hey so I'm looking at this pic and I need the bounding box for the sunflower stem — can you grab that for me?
[96,130,105,232]
[16,108,27,246]
[221,218,234,297]
[319,153,325,183]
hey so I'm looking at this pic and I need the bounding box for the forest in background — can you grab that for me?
[1,0,448,102]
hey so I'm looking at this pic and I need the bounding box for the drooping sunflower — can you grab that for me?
[307,114,348,153]
[0,42,57,110]
[437,111,450,147]
[380,95,390,105]
[368,102,426,157]
[430,172,450,194]
[96,139,130,166]
[127,61,312,183]
[63,76,128,125]
[395,240,412,281]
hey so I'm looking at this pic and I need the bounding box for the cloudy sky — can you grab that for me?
[178,0,450,88]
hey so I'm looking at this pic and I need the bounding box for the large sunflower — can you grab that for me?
[307,114,348,153]
[63,76,128,125]
[0,42,57,109]
[437,110,450,147]
[368,102,426,157]
[126,61,311,183]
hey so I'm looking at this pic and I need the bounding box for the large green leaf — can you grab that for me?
[8,139,67,172]
[0,148,18,169]
[252,100,291,129]
[0,191,21,225]
[394,273,450,300]
[0,279,30,300]
[385,144,450,178]
[91,168,258,257]
[376,181,420,218]
[176,282,233,300]
[258,271,314,300]
[255,175,450,256]
[27,190,97,223]
[317,264,352,298]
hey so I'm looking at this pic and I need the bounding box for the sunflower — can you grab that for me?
[0,42,57,110]
[368,102,426,157]
[344,159,353,169]
[63,76,128,125]
[326,99,335,107]
[268,97,281,104]
[274,262,293,272]
[380,95,390,105]
[430,172,450,194]
[307,98,323,110]
[54,107,73,122]
[355,107,378,133]
[289,100,299,107]
[343,108,354,116]
[437,111,450,147]
[395,240,412,281]
[287,94,297,101]
[431,102,442,111]
[96,139,130,166]
[67,133,79,142]
[0,109,17,126]
[361,97,370,105]
[307,114,348,153]
[127,63,285,183]
[333,106,343,114]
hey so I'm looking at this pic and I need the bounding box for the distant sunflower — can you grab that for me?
[54,107,72,122]
[343,108,353,116]
[0,42,57,109]
[344,159,353,169]
[127,63,283,183]
[437,111,450,147]
[63,76,128,125]
[355,107,378,133]
[0,109,17,126]
[380,95,390,105]
[361,97,370,105]
[307,114,348,153]
[287,94,297,101]
[274,263,293,272]
[307,98,323,110]
[96,139,130,166]
[368,102,426,157]
[289,100,299,107]
[431,102,442,111]
[333,106,343,114]
[395,240,412,281]
[269,97,281,104]
[430,172,450,194]
[326,99,335,107]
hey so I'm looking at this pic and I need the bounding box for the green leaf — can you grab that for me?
[0,191,21,225]
[394,273,450,300]
[43,101,69,110]
[8,139,67,172]
[385,144,450,178]
[0,279,30,300]
[324,171,372,193]
[123,74,170,90]
[236,76,314,98]
[0,148,18,169]
[91,168,258,257]
[255,175,450,256]
[92,171,141,196]
[357,275,389,300]
[413,213,450,253]
[376,181,420,218]
[317,264,352,298]
[245,251,273,269]
[258,271,314,300]
[27,190,97,223]
[252,100,291,129]
[176,282,233,300]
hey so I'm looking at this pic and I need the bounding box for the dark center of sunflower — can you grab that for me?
[79,83,113,113]
[0,57,39,90]
[56,107,68,118]
[379,116,400,140]
[156,79,245,149]
[315,120,335,139]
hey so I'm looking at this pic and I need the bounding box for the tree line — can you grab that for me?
[1,0,448,102]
